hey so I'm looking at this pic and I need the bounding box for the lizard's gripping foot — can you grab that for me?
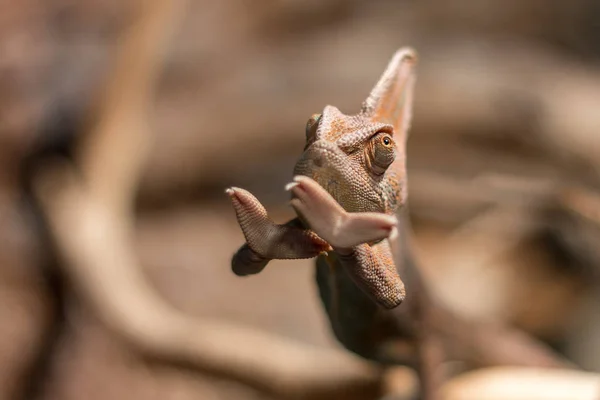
[226,187,330,275]
[287,176,405,309]
[287,175,398,252]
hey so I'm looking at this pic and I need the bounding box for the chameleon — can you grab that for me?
[226,47,421,360]
[226,48,569,397]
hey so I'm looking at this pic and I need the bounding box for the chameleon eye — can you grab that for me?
[370,132,395,174]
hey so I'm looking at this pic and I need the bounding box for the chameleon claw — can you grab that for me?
[285,182,299,191]
[293,175,309,183]
[225,187,245,197]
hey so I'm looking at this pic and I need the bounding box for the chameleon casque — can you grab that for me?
[226,47,566,397]
[226,48,422,361]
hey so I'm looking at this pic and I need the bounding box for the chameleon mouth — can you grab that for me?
[293,140,349,179]
[293,140,384,213]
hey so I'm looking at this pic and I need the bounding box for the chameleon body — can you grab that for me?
[227,48,420,361]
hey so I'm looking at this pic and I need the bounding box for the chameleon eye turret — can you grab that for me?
[369,132,396,175]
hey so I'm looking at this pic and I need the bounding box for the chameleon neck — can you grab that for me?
[315,251,381,357]
[315,211,425,364]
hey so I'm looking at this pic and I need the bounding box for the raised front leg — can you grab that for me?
[226,187,330,276]
[287,176,399,249]
[286,176,405,309]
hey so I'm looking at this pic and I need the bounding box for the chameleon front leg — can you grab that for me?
[226,187,330,276]
[286,176,405,309]
[287,176,399,249]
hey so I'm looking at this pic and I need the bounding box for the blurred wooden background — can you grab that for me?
[1,0,600,398]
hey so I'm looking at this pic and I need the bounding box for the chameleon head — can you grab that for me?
[292,48,415,216]
[292,105,405,215]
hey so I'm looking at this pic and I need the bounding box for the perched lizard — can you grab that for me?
[226,48,569,398]
[226,47,421,358]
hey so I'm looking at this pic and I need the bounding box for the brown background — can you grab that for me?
[1,0,600,398]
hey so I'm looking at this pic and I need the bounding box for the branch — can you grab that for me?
[34,160,385,400]
[441,367,600,400]
[30,0,390,399]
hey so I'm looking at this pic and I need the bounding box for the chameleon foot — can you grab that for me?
[226,187,330,267]
[287,175,398,252]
